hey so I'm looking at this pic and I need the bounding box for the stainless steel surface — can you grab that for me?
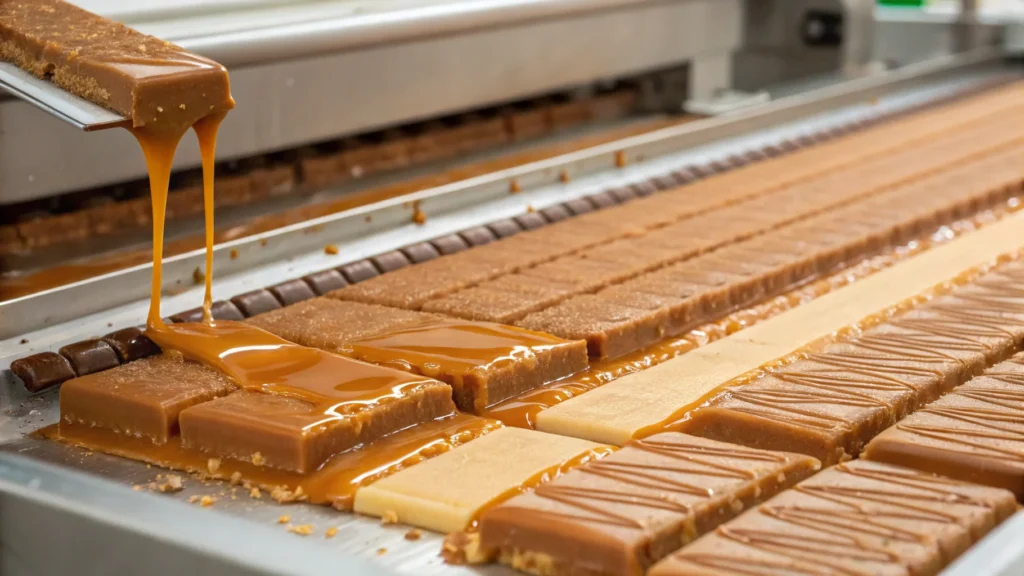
[0,63,130,132]
[0,0,743,204]
[957,0,983,52]
[0,53,1021,576]
[942,511,1024,576]
[842,0,879,75]
[0,48,1010,343]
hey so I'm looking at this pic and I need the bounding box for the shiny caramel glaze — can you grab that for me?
[45,412,500,509]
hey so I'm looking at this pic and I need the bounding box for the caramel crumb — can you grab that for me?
[442,532,488,565]
[230,249,239,260]
[278,515,291,524]
[260,239,268,247]
[230,471,243,485]
[199,495,215,507]
[509,179,522,194]
[287,524,315,536]
[207,458,221,474]
[614,150,626,168]
[249,487,262,499]
[412,204,426,225]
[251,452,265,466]
[404,529,422,541]
[559,169,570,183]
[19,338,28,344]
[526,205,535,213]
[157,474,184,493]
[324,244,339,255]
[325,527,338,538]
[187,495,199,503]
[381,510,399,525]
[364,215,372,223]
[271,485,307,503]
[132,485,143,491]
[193,267,205,284]
[376,548,387,556]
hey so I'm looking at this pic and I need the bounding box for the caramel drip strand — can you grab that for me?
[193,113,227,323]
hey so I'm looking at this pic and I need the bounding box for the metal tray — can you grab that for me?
[2,51,1022,576]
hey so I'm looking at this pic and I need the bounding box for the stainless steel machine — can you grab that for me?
[1,1,1022,575]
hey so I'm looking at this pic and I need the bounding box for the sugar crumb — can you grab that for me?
[199,496,215,507]
[325,527,338,539]
[381,510,399,525]
[278,515,290,524]
[251,452,265,466]
[207,458,221,474]
[376,548,387,556]
[404,529,422,541]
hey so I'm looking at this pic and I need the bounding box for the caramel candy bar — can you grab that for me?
[0,0,233,133]
[864,353,1024,498]
[345,318,589,413]
[683,267,1024,464]
[480,434,819,576]
[650,460,1016,576]
[180,379,452,473]
[247,297,436,353]
[60,354,234,443]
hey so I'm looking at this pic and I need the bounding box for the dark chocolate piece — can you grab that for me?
[169,308,204,323]
[587,191,618,209]
[708,159,730,173]
[607,187,636,203]
[487,219,522,239]
[514,212,547,231]
[401,242,441,263]
[459,226,496,247]
[303,269,348,295]
[563,198,595,215]
[431,234,470,255]
[629,181,657,197]
[371,250,412,273]
[231,289,283,317]
[340,260,380,283]
[540,205,572,223]
[11,352,76,393]
[269,279,317,306]
[59,340,120,376]
[670,168,698,184]
[102,327,160,362]
[649,175,678,191]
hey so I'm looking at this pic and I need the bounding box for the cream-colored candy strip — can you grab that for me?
[535,210,1024,445]
[352,427,612,534]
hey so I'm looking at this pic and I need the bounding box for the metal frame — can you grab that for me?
[0,0,743,203]
[0,50,1021,576]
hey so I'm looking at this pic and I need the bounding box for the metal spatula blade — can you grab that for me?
[0,61,131,132]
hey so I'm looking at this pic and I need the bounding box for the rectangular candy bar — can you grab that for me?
[683,264,1024,464]
[479,434,819,576]
[344,318,588,413]
[649,460,1016,576]
[863,353,1024,498]
[60,354,235,443]
[179,368,454,474]
[534,213,1024,445]
[353,427,610,533]
[0,0,233,133]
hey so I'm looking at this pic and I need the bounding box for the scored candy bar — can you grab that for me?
[864,353,1024,499]
[649,460,1016,576]
[479,434,819,576]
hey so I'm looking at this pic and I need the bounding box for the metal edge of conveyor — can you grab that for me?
[0,48,1013,343]
[0,452,392,576]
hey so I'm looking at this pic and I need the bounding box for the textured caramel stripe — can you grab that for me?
[428,127,1024,325]
[533,210,1024,446]
[648,460,1017,576]
[514,147,1024,357]
[863,352,1024,497]
[681,263,1024,465]
[333,100,1024,311]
